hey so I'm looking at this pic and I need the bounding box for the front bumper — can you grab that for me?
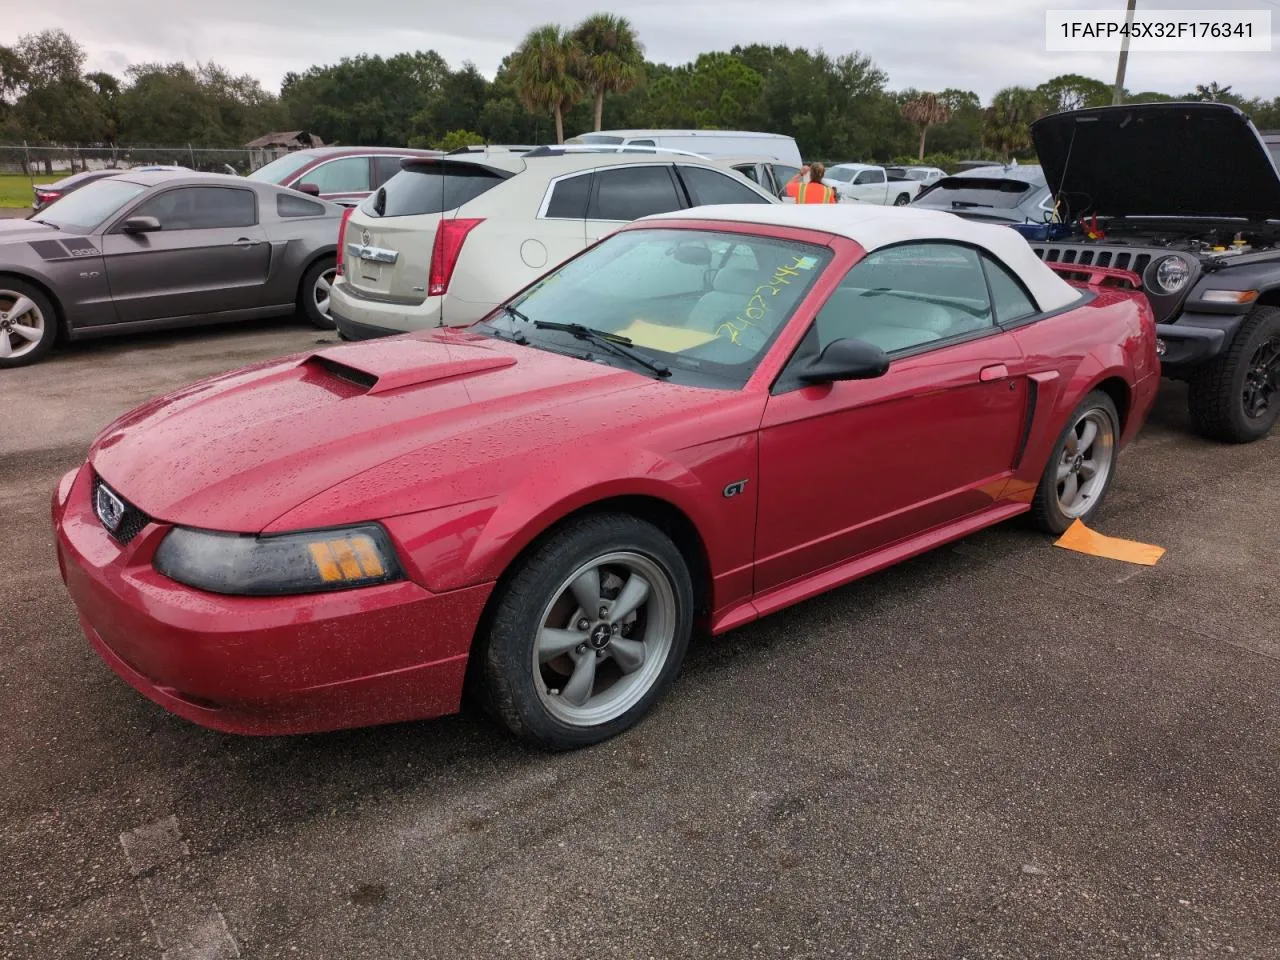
[1155,311,1250,371]
[51,465,493,736]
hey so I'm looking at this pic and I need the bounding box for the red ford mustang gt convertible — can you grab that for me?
[52,204,1160,750]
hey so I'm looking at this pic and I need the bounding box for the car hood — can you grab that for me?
[0,217,70,245]
[89,330,734,533]
[1031,101,1280,221]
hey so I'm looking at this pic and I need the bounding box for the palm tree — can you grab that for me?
[572,13,645,132]
[901,92,951,161]
[509,25,583,144]
[983,87,1048,161]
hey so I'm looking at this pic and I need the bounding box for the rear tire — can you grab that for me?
[893,193,911,206]
[0,277,58,368]
[474,514,694,751]
[298,257,337,330]
[1187,305,1280,443]
[1031,390,1120,535]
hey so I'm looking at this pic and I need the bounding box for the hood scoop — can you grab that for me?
[301,338,516,396]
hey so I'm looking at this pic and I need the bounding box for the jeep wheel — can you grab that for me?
[1188,305,1280,443]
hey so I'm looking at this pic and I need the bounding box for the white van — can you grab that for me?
[565,129,803,166]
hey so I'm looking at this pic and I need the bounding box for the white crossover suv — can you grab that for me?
[327,146,780,339]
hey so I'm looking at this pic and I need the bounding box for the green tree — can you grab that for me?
[1194,81,1233,102]
[901,91,951,160]
[86,71,121,144]
[571,13,644,132]
[435,129,486,151]
[983,86,1049,160]
[1036,74,1112,113]
[509,25,583,143]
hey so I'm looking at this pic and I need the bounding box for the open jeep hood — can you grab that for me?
[1031,102,1280,221]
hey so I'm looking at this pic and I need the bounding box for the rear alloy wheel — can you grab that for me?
[1031,390,1120,535]
[893,193,912,206]
[0,279,57,368]
[299,257,337,330]
[475,514,693,750]
[1188,306,1280,443]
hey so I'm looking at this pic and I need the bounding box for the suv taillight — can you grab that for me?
[428,219,484,296]
[335,207,355,275]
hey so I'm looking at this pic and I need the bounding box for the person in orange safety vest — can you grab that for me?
[785,163,838,204]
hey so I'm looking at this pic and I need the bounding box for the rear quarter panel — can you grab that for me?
[1004,289,1158,502]
[261,194,342,302]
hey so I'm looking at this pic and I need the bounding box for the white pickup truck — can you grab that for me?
[821,163,925,206]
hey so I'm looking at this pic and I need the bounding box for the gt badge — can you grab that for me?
[723,480,748,499]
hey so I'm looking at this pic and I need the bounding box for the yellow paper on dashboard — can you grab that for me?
[614,319,718,353]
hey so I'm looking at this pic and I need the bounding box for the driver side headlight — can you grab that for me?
[1153,256,1192,294]
[153,524,403,596]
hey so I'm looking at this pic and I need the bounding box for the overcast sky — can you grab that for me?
[7,0,1279,100]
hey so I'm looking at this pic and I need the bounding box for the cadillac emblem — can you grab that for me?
[95,483,125,533]
[361,229,371,246]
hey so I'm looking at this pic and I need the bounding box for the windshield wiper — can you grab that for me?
[533,320,671,378]
[950,200,994,209]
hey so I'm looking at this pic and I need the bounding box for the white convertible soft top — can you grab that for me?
[642,203,1082,313]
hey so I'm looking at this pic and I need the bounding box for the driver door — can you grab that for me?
[100,185,271,323]
[753,242,1029,593]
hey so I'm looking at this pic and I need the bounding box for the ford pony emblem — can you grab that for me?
[95,483,125,532]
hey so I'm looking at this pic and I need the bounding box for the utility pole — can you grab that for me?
[1112,0,1138,104]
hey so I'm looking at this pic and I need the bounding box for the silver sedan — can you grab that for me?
[0,171,343,368]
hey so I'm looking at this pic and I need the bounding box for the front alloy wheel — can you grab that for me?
[0,280,57,368]
[534,552,677,728]
[475,514,693,750]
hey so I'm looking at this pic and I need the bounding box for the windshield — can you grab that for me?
[32,178,148,232]
[478,227,831,389]
[824,168,857,182]
[247,153,317,184]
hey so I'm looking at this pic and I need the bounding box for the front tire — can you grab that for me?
[475,514,694,751]
[0,278,57,368]
[1187,305,1280,443]
[1031,390,1120,535]
[298,257,337,330]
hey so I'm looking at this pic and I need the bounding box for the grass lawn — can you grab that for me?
[0,172,40,209]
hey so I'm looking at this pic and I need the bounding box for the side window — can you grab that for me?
[373,156,405,187]
[544,173,592,219]
[129,187,257,230]
[588,166,684,221]
[854,169,885,185]
[678,166,771,206]
[296,156,371,194]
[734,164,762,184]
[627,139,656,148]
[808,243,994,355]
[982,254,1039,323]
[276,193,327,218]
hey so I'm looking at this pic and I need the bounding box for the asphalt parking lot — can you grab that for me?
[2,321,1278,960]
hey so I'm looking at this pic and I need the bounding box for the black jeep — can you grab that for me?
[1028,102,1280,443]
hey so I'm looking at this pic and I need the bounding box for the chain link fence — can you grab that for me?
[0,143,273,178]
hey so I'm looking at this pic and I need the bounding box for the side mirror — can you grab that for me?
[121,215,161,235]
[296,182,321,196]
[797,338,890,384]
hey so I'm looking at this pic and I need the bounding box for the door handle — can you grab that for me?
[979,363,1008,382]
[234,238,263,247]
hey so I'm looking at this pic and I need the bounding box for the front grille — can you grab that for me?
[91,474,152,545]
[1030,244,1153,279]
